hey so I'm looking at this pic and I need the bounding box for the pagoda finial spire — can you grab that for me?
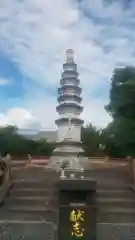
[66,49,74,62]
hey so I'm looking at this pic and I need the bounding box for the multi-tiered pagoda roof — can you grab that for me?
[56,49,84,125]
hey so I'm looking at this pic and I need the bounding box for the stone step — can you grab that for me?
[97,212,135,223]
[10,188,51,197]
[7,206,56,212]
[98,207,135,214]
[12,180,53,189]
[0,208,57,223]
[97,207,135,223]
[97,183,130,190]
[0,211,49,221]
[7,207,57,223]
[4,196,53,208]
[97,198,135,208]
[96,189,135,198]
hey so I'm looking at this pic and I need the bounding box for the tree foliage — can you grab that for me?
[105,66,135,157]
[0,126,54,157]
[82,124,101,156]
[106,66,135,118]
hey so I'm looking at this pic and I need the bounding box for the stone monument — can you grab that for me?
[56,178,97,240]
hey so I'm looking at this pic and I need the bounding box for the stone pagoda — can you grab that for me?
[48,49,84,169]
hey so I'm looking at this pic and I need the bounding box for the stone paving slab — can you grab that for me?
[97,223,135,240]
[0,222,56,240]
[0,222,135,240]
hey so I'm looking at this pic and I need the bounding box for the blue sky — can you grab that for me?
[0,0,135,130]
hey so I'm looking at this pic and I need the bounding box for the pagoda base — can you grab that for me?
[46,155,83,170]
[52,140,84,155]
[46,154,90,170]
[46,139,86,170]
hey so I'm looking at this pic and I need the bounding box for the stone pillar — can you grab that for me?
[4,153,11,182]
[129,157,135,186]
[56,179,97,240]
[60,169,66,179]
[105,156,110,161]
[28,154,32,165]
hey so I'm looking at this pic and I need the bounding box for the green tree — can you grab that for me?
[106,66,135,118]
[101,123,122,157]
[0,125,54,157]
[105,66,135,157]
[81,124,102,156]
[34,139,54,156]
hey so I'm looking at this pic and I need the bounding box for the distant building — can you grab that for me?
[18,129,57,142]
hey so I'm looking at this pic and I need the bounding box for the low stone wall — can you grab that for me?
[7,156,134,188]
[0,156,12,205]
[128,158,135,188]
[10,156,129,172]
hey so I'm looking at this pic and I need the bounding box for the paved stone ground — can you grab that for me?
[0,222,56,240]
[0,222,135,240]
[97,223,135,240]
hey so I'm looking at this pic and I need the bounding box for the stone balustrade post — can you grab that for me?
[4,153,11,183]
[127,156,132,161]
[105,156,110,161]
[0,153,12,206]
[127,156,135,185]
[132,158,135,185]
[28,154,32,165]
[60,169,66,179]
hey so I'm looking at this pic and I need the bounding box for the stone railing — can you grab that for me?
[128,157,135,189]
[133,159,135,187]
[0,154,12,205]
[10,155,129,168]
[11,154,49,168]
[0,160,6,186]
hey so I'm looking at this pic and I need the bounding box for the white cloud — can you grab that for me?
[0,0,134,129]
[81,0,123,20]
[0,0,131,88]
[0,78,9,85]
[0,108,41,130]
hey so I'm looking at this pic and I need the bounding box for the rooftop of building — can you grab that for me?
[18,129,57,142]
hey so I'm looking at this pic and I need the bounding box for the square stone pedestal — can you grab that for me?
[56,178,97,240]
